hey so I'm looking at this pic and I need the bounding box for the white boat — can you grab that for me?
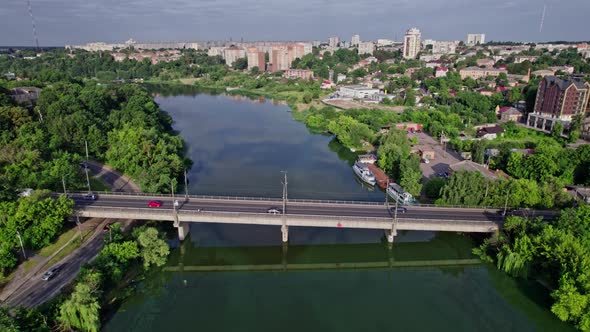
[353,162,376,186]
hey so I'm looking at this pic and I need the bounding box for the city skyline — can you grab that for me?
[1,0,589,46]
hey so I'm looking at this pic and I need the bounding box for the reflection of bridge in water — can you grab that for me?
[167,239,483,273]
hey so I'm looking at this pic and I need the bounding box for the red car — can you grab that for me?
[148,200,163,208]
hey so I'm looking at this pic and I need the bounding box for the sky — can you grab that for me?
[1,0,589,46]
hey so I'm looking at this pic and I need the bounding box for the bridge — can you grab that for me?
[67,191,558,243]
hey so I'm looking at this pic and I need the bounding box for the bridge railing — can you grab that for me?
[76,205,501,224]
[65,191,514,210]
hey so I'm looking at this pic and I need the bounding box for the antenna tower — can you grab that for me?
[26,0,40,52]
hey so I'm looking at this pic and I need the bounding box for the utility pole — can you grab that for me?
[84,140,91,193]
[503,188,511,217]
[483,181,489,208]
[171,180,176,209]
[62,175,67,196]
[75,215,82,234]
[1,215,26,259]
[16,230,26,259]
[184,169,189,201]
[281,171,288,215]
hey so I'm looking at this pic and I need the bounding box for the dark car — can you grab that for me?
[391,206,407,214]
[83,193,97,200]
[41,266,61,281]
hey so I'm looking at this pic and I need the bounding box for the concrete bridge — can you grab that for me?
[69,192,558,243]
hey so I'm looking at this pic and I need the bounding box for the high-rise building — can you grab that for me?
[224,46,246,67]
[328,36,340,48]
[403,28,421,59]
[431,41,458,54]
[466,34,486,46]
[528,76,590,131]
[358,42,375,55]
[247,48,266,71]
[351,34,360,47]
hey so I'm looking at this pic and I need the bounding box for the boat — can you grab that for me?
[352,162,376,186]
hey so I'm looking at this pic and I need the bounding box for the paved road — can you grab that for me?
[5,222,108,308]
[73,194,559,222]
[3,163,138,308]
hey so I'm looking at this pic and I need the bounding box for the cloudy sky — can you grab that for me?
[1,0,589,46]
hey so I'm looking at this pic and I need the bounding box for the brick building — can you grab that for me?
[527,76,590,131]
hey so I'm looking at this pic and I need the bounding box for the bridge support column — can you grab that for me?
[386,228,397,244]
[178,222,190,241]
[281,225,289,243]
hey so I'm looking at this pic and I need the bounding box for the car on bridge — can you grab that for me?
[390,206,407,214]
[83,193,97,200]
[267,207,282,215]
[41,266,61,281]
[148,200,163,208]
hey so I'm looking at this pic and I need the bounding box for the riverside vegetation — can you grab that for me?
[2,47,590,330]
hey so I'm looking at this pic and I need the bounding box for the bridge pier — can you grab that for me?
[281,225,289,243]
[386,228,397,244]
[178,222,190,241]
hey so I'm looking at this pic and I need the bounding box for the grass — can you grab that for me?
[46,228,92,267]
[89,177,111,192]
[38,227,79,258]
[22,259,38,274]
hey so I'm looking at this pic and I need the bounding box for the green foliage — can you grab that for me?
[424,177,446,199]
[58,279,101,332]
[482,204,590,330]
[327,116,373,150]
[135,227,170,269]
[0,308,19,332]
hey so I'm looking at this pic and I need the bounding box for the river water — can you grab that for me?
[103,87,572,332]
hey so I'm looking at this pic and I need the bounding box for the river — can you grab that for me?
[103,86,572,332]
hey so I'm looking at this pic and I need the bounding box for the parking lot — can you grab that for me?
[407,132,463,181]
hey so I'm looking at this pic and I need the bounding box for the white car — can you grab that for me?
[267,207,282,215]
[42,266,61,281]
[423,158,430,164]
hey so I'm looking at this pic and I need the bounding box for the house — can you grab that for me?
[4,72,16,80]
[338,85,380,98]
[381,122,423,134]
[499,107,523,123]
[477,126,505,140]
[9,87,41,105]
[448,160,499,181]
[321,80,335,89]
[476,58,495,67]
[358,154,377,164]
[411,144,435,160]
[435,67,448,78]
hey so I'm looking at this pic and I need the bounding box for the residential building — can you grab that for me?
[4,72,15,80]
[459,67,508,80]
[328,36,340,48]
[336,73,347,83]
[411,145,435,160]
[351,34,360,47]
[358,42,375,55]
[476,58,495,67]
[381,122,423,134]
[531,69,555,77]
[477,126,505,140]
[339,85,380,99]
[514,55,538,64]
[224,46,246,67]
[247,48,266,71]
[403,28,421,59]
[582,117,590,140]
[528,76,590,131]
[498,107,523,122]
[431,41,457,54]
[271,47,290,71]
[435,67,449,78]
[9,87,41,105]
[466,34,486,46]
[208,47,225,58]
[283,69,314,80]
[377,39,394,47]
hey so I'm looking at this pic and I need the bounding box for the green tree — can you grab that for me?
[58,271,102,332]
[424,177,446,199]
[135,227,170,269]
